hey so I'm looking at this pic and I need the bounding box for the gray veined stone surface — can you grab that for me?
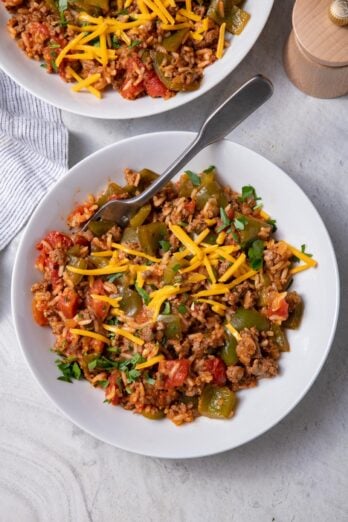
[1,0,348,520]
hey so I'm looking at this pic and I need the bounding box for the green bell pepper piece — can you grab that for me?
[121,226,139,245]
[158,314,182,339]
[271,324,290,352]
[68,256,87,285]
[198,385,236,419]
[129,203,152,227]
[235,212,270,248]
[162,28,189,52]
[220,332,238,365]
[207,0,250,34]
[195,171,228,210]
[138,223,168,256]
[152,52,201,92]
[88,255,109,268]
[88,220,114,237]
[96,182,125,208]
[177,173,195,198]
[163,256,188,284]
[231,307,270,332]
[119,288,143,317]
[142,408,165,420]
[283,298,304,329]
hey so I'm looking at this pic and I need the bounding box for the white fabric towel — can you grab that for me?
[0,70,68,250]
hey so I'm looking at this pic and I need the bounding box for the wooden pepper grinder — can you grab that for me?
[283,0,348,98]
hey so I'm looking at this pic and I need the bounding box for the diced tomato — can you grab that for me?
[106,371,121,405]
[120,56,145,100]
[57,288,79,319]
[144,70,171,98]
[184,200,196,214]
[37,231,73,252]
[87,278,110,321]
[74,234,90,246]
[204,357,226,385]
[266,292,289,322]
[67,204,92,227]
[160,359,190,388]
[32,296,48,326]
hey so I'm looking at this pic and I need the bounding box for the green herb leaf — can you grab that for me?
[127,369,141,382]
[185,170,201,186]
[247,239,264,270]
[117,8,129,14]
[145,375,156,385]
[103,398,111,404]
[98,379,109,389]
[72,362,81,380]
[217,207,231,232]
[301,244,313,257]
[178,221,188,228]
[135,283,150,305]
[162,301,171,315]
[234,216,247,231]
[239,185,257,202]
[106,316,119,326]
[203,165,215,173]
[107,273,123,283]
[107,346,120,353]
[172,263,181,273]
[40,63,47,69]
[128,39,141,48]
[48,41,60,48]
[112,35,121,49]
[266,218,277,232]
[178,303,187,314]
[159,239,170,252]
[88,359,98,371]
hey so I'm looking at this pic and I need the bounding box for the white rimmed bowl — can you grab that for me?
[0,1,273,119]
[12,132,340,458]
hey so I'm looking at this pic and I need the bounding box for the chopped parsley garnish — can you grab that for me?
[247,239,264,270]
[159,239,170,252]
[112,36,121,49]
[40,63,47,69]
[178,221,188,228]
[203,165,216,173]
[178,303,187,314]
[217,207,231,232]
[88,359,98,371]
[135,283,150,305]
[145,374,156,385]
[162,301,171,315]
[106,316,119,326]
[128,40,141,48]
[48,41,60,49]
[185,170,201,186]
[266,218,277,232]
[107,346,120,353]
[301,244,313,257]
[107,273,123,283]
[55,359,82,383]
[119,353,145,383]
[116,7,129,14]
[234,216,247,231]
[58,0,68,11]
[172,263,181,273]
[98,379,109,389]
[239,185,259,202]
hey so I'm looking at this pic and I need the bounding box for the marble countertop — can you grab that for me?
[1,0,348,520]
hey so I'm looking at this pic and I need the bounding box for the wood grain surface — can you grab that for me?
[1,1,348,521]
[293,0,348,66]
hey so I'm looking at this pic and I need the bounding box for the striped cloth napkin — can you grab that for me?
[0,71,68,250]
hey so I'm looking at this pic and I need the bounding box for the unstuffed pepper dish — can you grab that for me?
[31,167,317,424]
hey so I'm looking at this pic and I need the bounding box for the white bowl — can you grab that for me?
[12,132,340,458]
[0,1,273,119]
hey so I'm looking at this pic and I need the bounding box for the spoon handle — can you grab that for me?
[131,75,273,207]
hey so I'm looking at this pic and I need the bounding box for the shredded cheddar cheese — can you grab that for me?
[90,294,122,307]
[70,328,110,344]
[111,242,161,263]
[66,264,127,276]
[135,355,164,369]
[216,22,226,59]
[283,242,317,268]
[102,324,144,345]
[219,253,246,282]
[226,323,241,341]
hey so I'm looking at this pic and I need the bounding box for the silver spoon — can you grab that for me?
[83,75,273,230]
